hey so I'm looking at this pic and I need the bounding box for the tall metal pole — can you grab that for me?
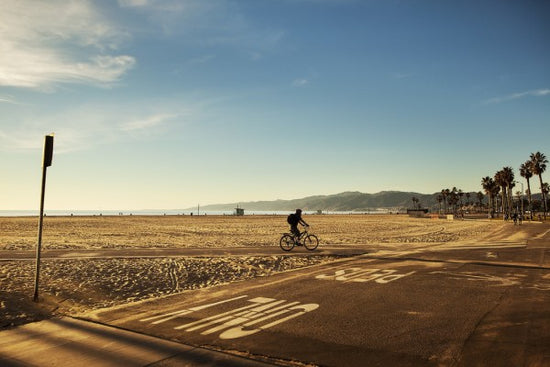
[33,162,48,302]
[34,134,54,302]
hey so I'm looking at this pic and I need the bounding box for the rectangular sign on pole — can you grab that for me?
[43,135,54,167]
[34,134,54,302]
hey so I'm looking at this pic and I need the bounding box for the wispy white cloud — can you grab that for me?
[0,0,135,90]
[0,116,115,153]
[483,89,550,104]
[249,52,263,61]
[118,0,149,7]
[0,130,44,151]
[0,100,195,153]
[120,113,178,132]
[118,0,187,12]
[292,78,310,87]
[118,0,285,50]
[0,96,17,104]
[0,52,136,89]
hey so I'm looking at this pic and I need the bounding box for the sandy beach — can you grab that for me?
[0,215,525,328]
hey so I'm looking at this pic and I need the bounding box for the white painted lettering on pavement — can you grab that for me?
[430,271,526,287]
[139,296,318,339]
[316,267,415,283]
[140,295,248,324]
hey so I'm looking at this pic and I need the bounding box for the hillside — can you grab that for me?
[189,191,447,212]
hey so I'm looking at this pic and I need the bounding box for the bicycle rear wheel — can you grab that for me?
[279,234,295,251]
[304,234,319,250]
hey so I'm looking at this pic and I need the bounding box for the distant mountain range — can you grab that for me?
[188,191,463,212]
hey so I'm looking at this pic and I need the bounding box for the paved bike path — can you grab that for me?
[78,244,550,366]
[0,245,367,261]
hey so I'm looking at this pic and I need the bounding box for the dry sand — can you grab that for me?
[0,214,519,328]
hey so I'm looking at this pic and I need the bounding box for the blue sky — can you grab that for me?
[1,0,549,210]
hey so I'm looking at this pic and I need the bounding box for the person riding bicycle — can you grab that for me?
[287,209,309,244]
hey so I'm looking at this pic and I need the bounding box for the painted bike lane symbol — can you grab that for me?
[140,295,318,339]
[315,267,415,283]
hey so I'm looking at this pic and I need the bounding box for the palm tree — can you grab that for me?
[520,161,534,219]
[495,167,514,219]
[458,189,464,209]
[441,189,450,214]
[509,179,516,214]
[515,191,522,213]
[530,152,548,218]
[436,194,443,214]
[476,191,484,212]
[492,184,501,216]
[447,187,457,214]
[494,170,507,218]
[504,167,515,217]
[542,183,549,215]
[449,187,460,214]
[481,176,496,217]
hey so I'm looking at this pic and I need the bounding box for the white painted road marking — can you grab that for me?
[429,271,525,287]
[140,296,319,340]
[316,267,415,283]
[218,303,319,340]
[140,295,248,324]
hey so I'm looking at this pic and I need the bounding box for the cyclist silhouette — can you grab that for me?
[287,209,309,243]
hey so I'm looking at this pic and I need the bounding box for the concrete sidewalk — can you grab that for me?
[0,317,276,367]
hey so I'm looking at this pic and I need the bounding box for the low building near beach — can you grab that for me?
[407,208,429,217]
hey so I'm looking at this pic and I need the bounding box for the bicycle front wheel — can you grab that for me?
[279,234,295,251]
[304,234,319,250]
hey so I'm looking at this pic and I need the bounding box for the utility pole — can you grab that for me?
[33,134,54,302]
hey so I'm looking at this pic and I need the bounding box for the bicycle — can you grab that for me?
[279,226,319,251]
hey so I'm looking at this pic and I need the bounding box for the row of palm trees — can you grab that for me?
[481,151,548,219]
[436,187,474,214]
